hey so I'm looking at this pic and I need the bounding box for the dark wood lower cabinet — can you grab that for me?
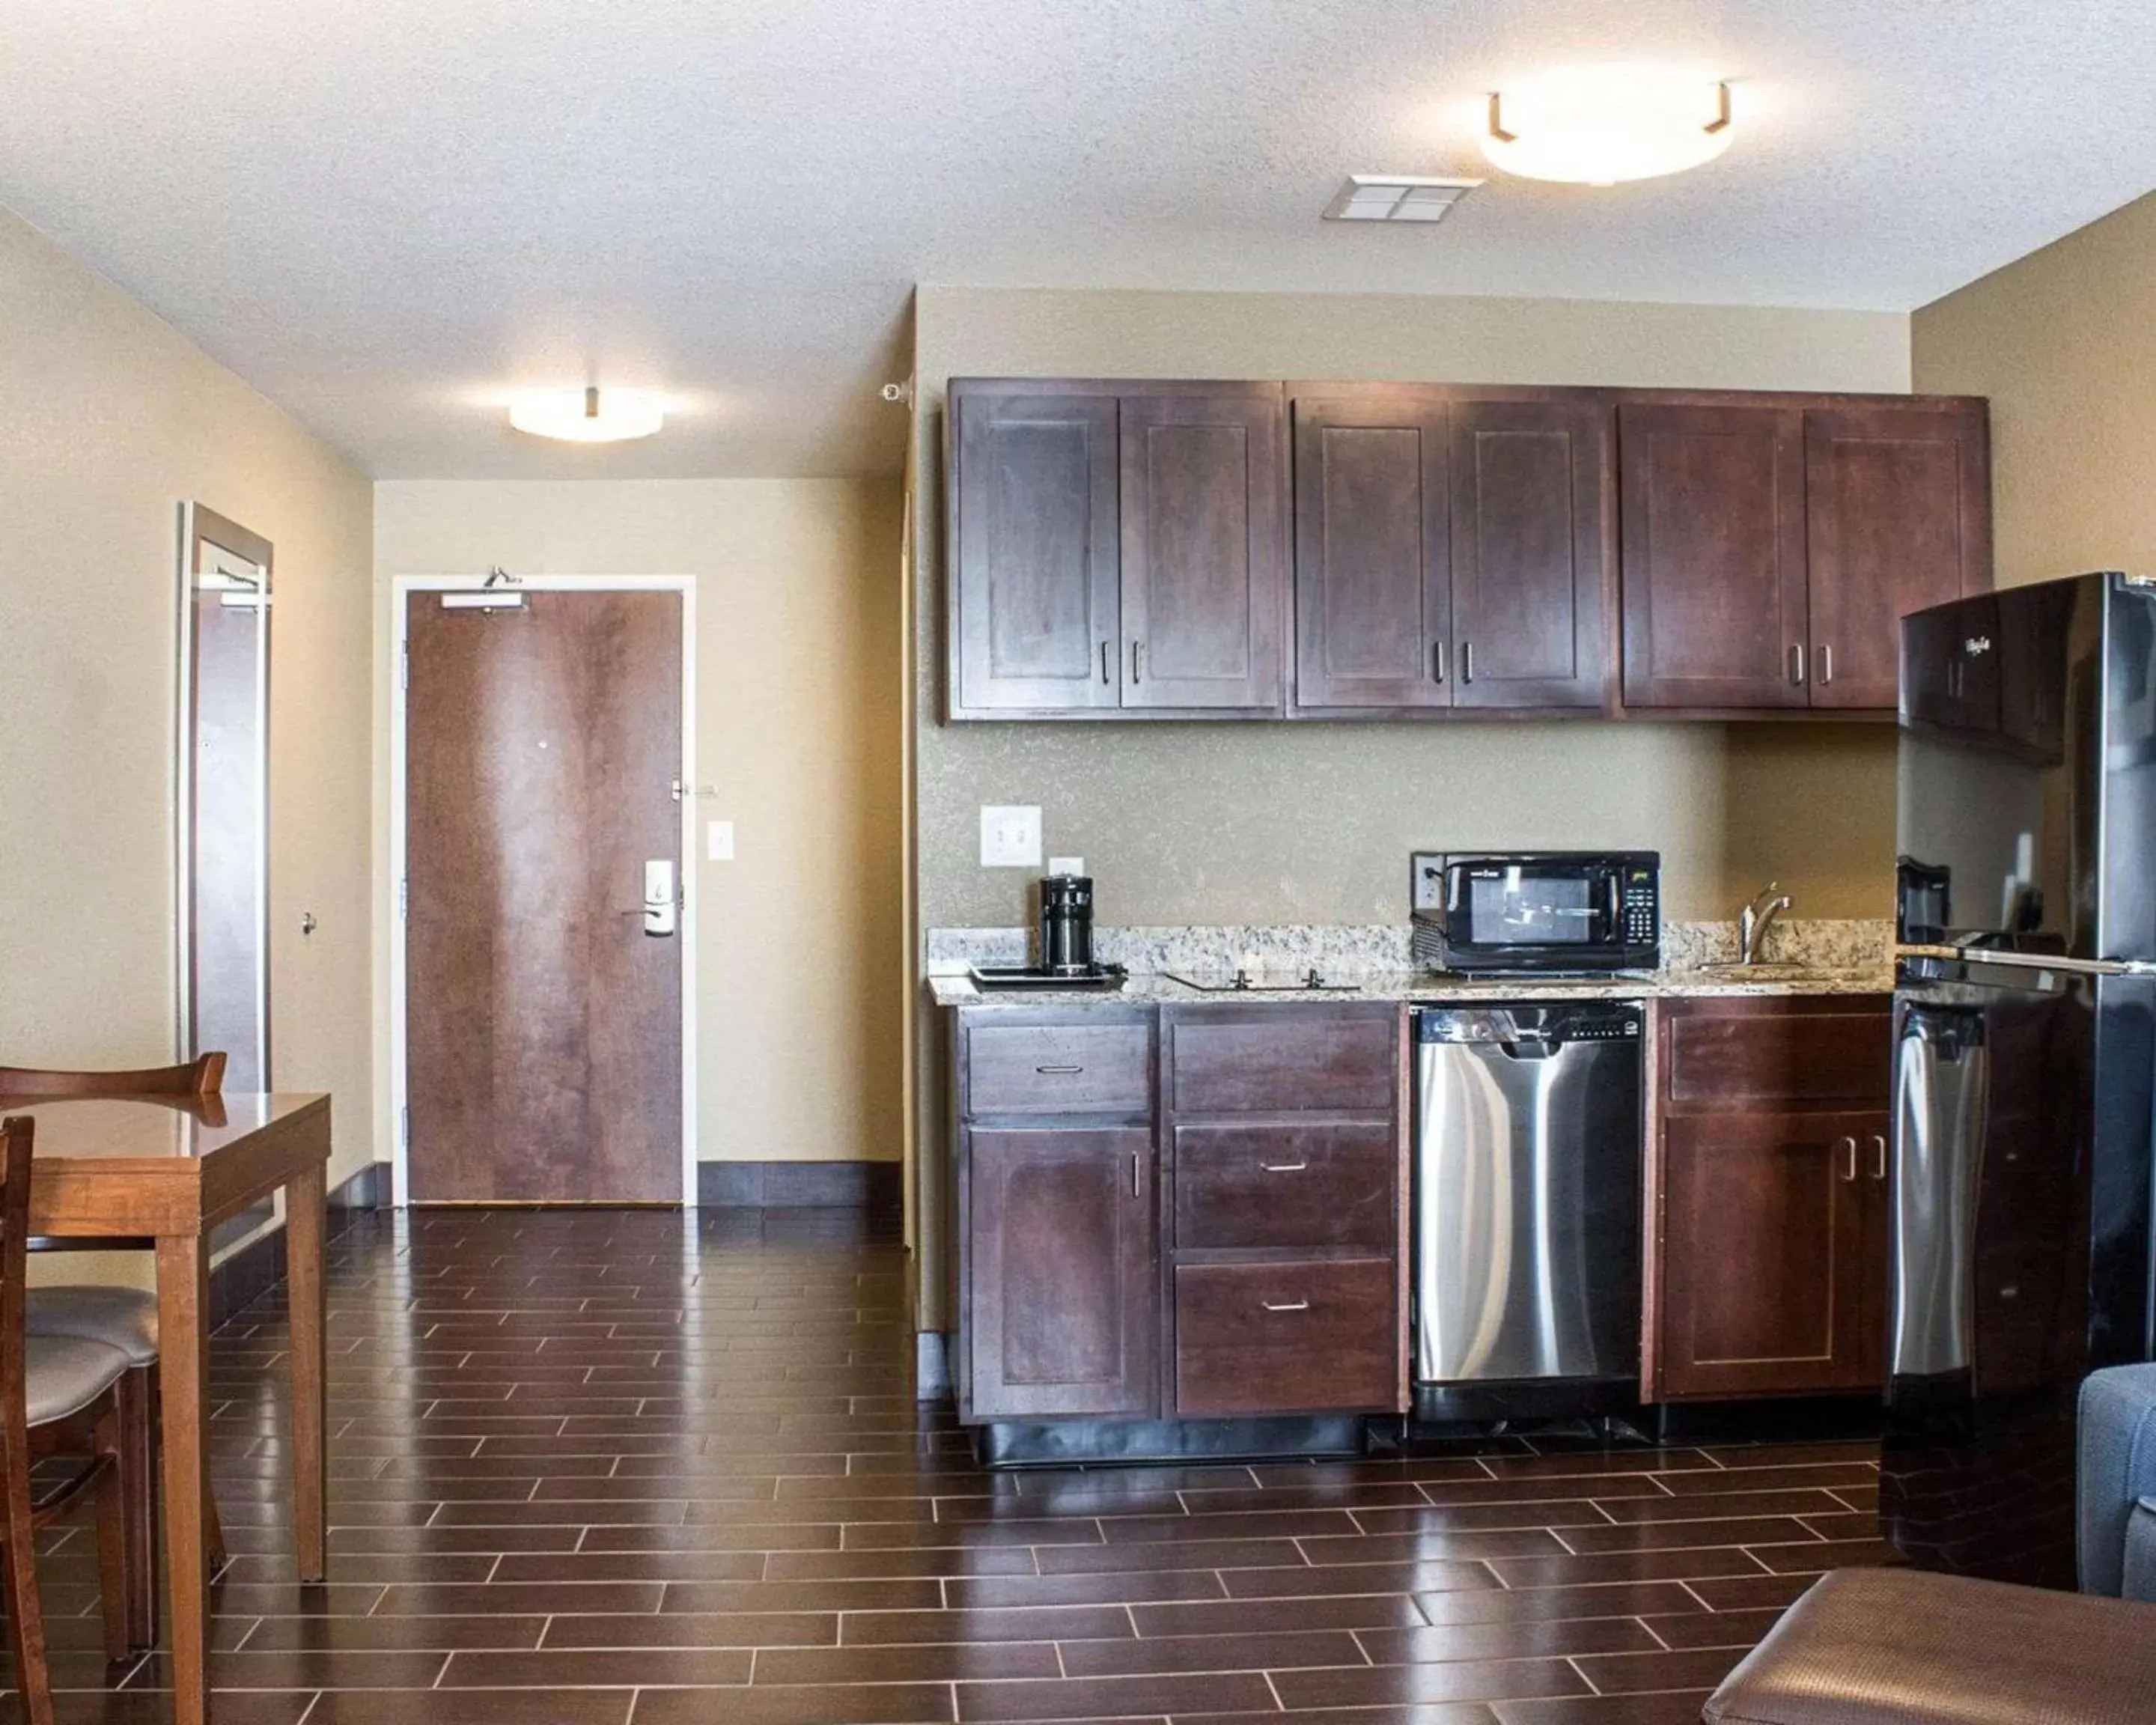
[963,1125,1156,1419]
[953,1002,1408,1430]
[1658,1109,1887,1398]
[1650,997,1892,1402]
[1173,1257,1397,1415]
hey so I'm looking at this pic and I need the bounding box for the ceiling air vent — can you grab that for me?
[1322,175,1484,223]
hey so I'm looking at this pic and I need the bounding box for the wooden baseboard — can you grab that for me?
[697,1160,902,1211]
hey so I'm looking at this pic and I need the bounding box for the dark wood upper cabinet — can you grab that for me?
[1291,395,1451,710]
[963,1125,1157,1419]
[1450,397,1611,710]
[1619,404,1809,711]
[949,388,1120,714]
[1120,389,1285,711]
[946,380,1282,717]
[947,377,1989,722]
[1805,404,1991,711]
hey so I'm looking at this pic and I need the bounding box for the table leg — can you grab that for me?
[156,1232,211,1725]
[285,1163,329,1581]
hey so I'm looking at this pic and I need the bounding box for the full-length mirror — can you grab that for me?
[177,503,272,1089]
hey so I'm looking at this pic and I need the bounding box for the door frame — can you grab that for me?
[389,574,700,1207]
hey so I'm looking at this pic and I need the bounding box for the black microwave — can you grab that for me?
[1411,851,1661,975]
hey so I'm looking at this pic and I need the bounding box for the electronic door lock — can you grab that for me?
[643,860,677,937]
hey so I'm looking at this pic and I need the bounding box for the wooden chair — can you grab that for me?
[0,1055,230,1647]
[0,1116,133,1725]
[0,1052,225,1104]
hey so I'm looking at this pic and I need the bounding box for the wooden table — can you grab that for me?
[2,1092,330,1725]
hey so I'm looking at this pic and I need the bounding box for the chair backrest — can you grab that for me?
[0,1119,31,1464]
[0,1051,225,1101]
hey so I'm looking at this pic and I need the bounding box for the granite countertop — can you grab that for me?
[923,919,1895,1009]
[925,963,1895,1009]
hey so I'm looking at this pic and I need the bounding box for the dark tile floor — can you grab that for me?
[29,1207,1896,1725]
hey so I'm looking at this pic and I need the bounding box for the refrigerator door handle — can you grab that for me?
[1897,943,2156,979]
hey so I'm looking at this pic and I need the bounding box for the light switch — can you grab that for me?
[1048,856,1085,878]
[706,820,735,862]
[980,805,1042,868]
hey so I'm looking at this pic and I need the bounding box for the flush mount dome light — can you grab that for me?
[1480,65,1735,186]
[508,385,664,442]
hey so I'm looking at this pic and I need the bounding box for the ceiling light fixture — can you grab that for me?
[1479,64,1736,186]
[508,385,665,442]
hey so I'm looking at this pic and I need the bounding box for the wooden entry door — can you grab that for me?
[405,588,684,1202]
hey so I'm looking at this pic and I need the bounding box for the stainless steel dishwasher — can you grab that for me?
[1413,1002,1644,1422]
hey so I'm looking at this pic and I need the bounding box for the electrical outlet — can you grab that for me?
[980,805,1042,868]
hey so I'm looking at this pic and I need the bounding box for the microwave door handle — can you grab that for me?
[1606,871,1622,940]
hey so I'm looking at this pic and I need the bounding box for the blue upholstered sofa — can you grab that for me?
[2078,1361,2156,1599]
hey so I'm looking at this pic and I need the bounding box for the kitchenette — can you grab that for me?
[928,866,1895,1462]
[913,367,2003,1470]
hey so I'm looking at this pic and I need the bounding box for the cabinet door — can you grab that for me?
[1121,391,1285,711]
[965,1126,1156,1419]
[1291,395,1452,710]
[1449,398,1612,709]
[1806,404,1991,711]
[950,389,1120,714]
[1658,1109,1885,1398]
[1618,404,1809,710]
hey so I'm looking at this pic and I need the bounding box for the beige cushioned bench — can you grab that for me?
[1705,1567,2156,1724]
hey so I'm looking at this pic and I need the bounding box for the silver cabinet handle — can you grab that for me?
[1100,641,1110,685]
[1130,1151,1142,1198]
[1872,1134,1888,1181]
[1035,1064,1083,1075]
[1431,641,1446,684]
[1790,643,1807,687]
[1461,641,1476,684]
[1258,1160,1308,1174]
[1131,640,1143,684]
[1839,1135,1857,1181]
[1261,1299,1310,1313]
[1818,642,1836,687]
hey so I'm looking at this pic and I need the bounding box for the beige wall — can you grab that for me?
[0,205,376,1260]
[374,480,906,1172]
[1913,192,2156,587]
[904,285,1913,1332]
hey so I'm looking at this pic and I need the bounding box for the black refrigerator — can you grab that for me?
[1885,570,2156,1586]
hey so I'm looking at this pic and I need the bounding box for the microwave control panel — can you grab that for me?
[1621,864,1660,946]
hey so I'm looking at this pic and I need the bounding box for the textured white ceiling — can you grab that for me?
[1,0,2150,478]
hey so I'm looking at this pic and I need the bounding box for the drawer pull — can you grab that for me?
[1261,1298,1311,1313]
[1034,1064,1084,1075]
[1258,1159,1309,1174]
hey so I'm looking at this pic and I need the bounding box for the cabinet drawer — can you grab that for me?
[1173,1258,1397,1415]
[1168,1008,1396,1114]
[1664,999,1891,1111]
[965,1021,1152,1116]
[1175,1123,1396,1250]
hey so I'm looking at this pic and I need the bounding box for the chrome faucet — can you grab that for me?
[1738,882,1793,965]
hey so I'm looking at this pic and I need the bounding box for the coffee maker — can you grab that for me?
[1038,874,1096,976]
